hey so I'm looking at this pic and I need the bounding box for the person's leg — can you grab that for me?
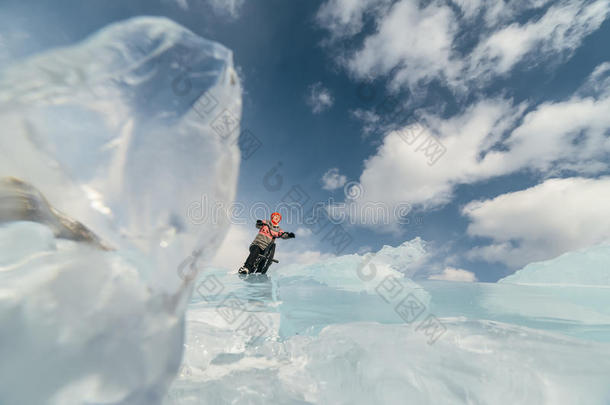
[244,244,262,272]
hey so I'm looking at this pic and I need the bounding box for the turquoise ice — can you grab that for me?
[170,240,610,404]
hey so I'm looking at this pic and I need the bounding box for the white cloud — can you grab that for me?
[429,267,477,282]
[583,62,610,95]
[287,250,336,265]
[463,177,610,268]
[317,0,610,92]
[208,0,245,18]
[173,0,189,10]
[295,226,313,237]
[306,82,335,114]
[455,0,554,28]
[357,245,373,254]
[316,0,392,41]
[0,24,31,70]
[354,98,524,212]
[321,167,347,190]
[494,97,610,175]
[465,0,610,82]
[350,109,381,137]
[173,0,245,18]
[347,0,459,91]
[275,236,336,267]
[347,63,610,228]
[208,224,252,270]
[451,0,484,20]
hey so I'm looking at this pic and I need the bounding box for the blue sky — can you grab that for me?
[2,0,610,282]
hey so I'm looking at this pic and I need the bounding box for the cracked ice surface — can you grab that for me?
[168,240,610,405]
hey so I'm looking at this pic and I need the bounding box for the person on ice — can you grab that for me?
[239,212,295,274]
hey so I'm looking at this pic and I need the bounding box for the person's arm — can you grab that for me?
[281,231,295,239]
[256,219,264,228]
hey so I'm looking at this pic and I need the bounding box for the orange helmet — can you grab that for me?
[271,212,282,224]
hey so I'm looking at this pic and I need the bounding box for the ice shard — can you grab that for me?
[0,16,241,405]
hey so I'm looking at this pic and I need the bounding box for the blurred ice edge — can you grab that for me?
[0,16,241,404]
